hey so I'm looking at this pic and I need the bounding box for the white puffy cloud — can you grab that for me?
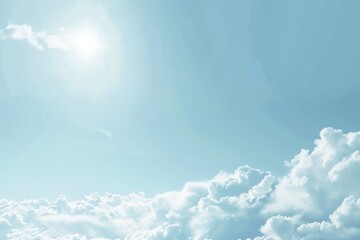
[0,23,68,50]
[0,167,273,240]
[257,196,360,240]
[264,128,360,218]
[1,127,360,239]
[255,128,360,240]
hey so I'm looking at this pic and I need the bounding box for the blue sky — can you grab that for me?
[1,0,360,201]
[2,1,360,240]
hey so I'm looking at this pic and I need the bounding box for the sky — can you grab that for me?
[1,1,360,239]
[1,0,360,198]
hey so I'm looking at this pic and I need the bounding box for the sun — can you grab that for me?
[73,31,101,58]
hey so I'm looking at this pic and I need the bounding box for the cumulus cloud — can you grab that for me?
[0,23,68,50]
[1,127,360,239]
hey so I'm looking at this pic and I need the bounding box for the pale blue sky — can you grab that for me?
[1,0,359,200]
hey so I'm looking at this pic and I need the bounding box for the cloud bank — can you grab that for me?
[0,23,68,50]
[1,127,360,239]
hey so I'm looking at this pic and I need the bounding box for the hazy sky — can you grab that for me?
[2,1,360,240]
[1,0,360,201]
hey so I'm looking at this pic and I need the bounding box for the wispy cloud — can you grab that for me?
[1,127,360,239]
[0,23,68,51]
[90,127,113,139]
[44,34,69,50]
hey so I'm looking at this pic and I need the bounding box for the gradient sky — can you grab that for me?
[1,0,360,200]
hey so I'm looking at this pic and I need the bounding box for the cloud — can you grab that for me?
[44,35,69,50]
[90,127,113,139]
[0,23,68,50]
[257,196,360,240]
[1,127,360,239]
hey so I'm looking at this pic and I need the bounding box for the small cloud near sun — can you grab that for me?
[0,23,103,60]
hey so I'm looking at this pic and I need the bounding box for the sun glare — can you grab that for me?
[74,31,101,58]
